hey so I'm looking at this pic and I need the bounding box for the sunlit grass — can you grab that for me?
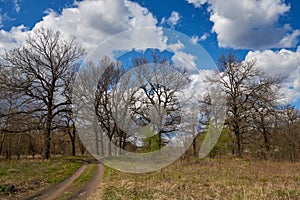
[101,157,300,200]
[57,163,98,200]
[0,156,84,199]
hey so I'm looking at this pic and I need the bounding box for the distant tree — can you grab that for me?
[94,56,127,155]
[77,53,190,156]
[131,54,190,148]
[74,56,128,156]
[207,54,282,157]
[275,104,300,162]
[1,28,84,159]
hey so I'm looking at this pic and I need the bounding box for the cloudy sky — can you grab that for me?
[0,0,300,104]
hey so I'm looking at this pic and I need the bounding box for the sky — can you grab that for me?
[0,0,300,105]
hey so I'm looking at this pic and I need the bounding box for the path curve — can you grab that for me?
[27,162,104,200]
[69,163,104,199]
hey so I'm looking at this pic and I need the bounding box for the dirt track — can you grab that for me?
[27,162,104,200]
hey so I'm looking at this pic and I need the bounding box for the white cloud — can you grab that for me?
[187,0,299,49]
[200,33,209,41]
[186,0,208,8]
[0,25,27,54]
[161,11,181,29]
[167,40,198,71]
[168,40,184,51]
[191,33,209,44]
[172,51,197,71]
[279,29,300,48]
[191,35,200,44]
[13,0,20,13]
[0,14,2,28]
[34,0,160,52]
[245,47,300,103]
[0,0,164,55]
[246,47,300,77]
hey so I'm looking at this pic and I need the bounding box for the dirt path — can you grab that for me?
[28,162,104,200]
[70,163,104,199]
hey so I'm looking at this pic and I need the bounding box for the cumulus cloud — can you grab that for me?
[172,51,198,72]
[168,40,184,51]
[200,33,209,41]
[165,40,198,72]
[161,11,181,29]
[33,0,160,52]
[186,0,207,8]
[245,47,300,103]
[0,25,27,54]
[190,33,209,44]
[190,35,200,44]
[187,0,300,49]
[0,0,170,56]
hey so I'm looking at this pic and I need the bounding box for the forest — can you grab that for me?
[0,27,299,164]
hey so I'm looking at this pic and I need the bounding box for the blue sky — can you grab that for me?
[0,0,300,105]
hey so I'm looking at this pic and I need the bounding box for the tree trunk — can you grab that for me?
[93,121,100,155]
[0,132,5,156]
[108,135,112,156]
[236,132,242,157]
[43,115,52,159]
[6,138,12,159]
[69,124,76,156]
[100,130,104,155]
[17,134,23,160]
[43,96,53,159]
[78,141,85,155]
[70,132,76,156]
[193,134,198,156]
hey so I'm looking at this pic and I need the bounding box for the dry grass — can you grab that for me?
[0,156,84,199]
[100,157,300,200]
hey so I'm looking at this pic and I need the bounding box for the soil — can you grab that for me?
[26,162,104,200]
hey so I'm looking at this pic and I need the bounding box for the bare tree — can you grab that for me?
[207,54,282,157]
[81,53,190,156]
[274,104,300,162]
[94,56,127,155]
[130,55,190,148]
[1,28,84,159]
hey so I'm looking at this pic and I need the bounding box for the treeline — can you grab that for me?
[0,27,299,161]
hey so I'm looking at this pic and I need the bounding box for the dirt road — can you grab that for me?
[27,162,104,200]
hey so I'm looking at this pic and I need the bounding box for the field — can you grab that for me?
[0,156,86,199]
[98,157,300,200]
[1,156,300,200]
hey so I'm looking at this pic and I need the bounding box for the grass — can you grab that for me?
[0,156,84,199]
[101,157,300,200]
[57,163,98,200]
[72,163,97,188]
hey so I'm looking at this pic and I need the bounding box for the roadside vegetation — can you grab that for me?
[101,157,300,200]
[0,156,85,199]
[56,162,98,200]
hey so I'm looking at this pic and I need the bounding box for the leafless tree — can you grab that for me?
[94,56,127,155]
[1,28,84,159]
[207,54,282,157]
[79,53,191,156]
[274,104,300,162]
[130,54,190,148]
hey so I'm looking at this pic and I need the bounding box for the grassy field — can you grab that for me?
[0,156,85,199]
[57,163,98,200]
[101,157,300,200]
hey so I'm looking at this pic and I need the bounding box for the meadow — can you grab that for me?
[98,157,300,200]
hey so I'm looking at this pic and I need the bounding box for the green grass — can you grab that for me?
[72,163,97,188]
[57,163,98,200]
[0,156,84,199]
[101,157,300,200]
